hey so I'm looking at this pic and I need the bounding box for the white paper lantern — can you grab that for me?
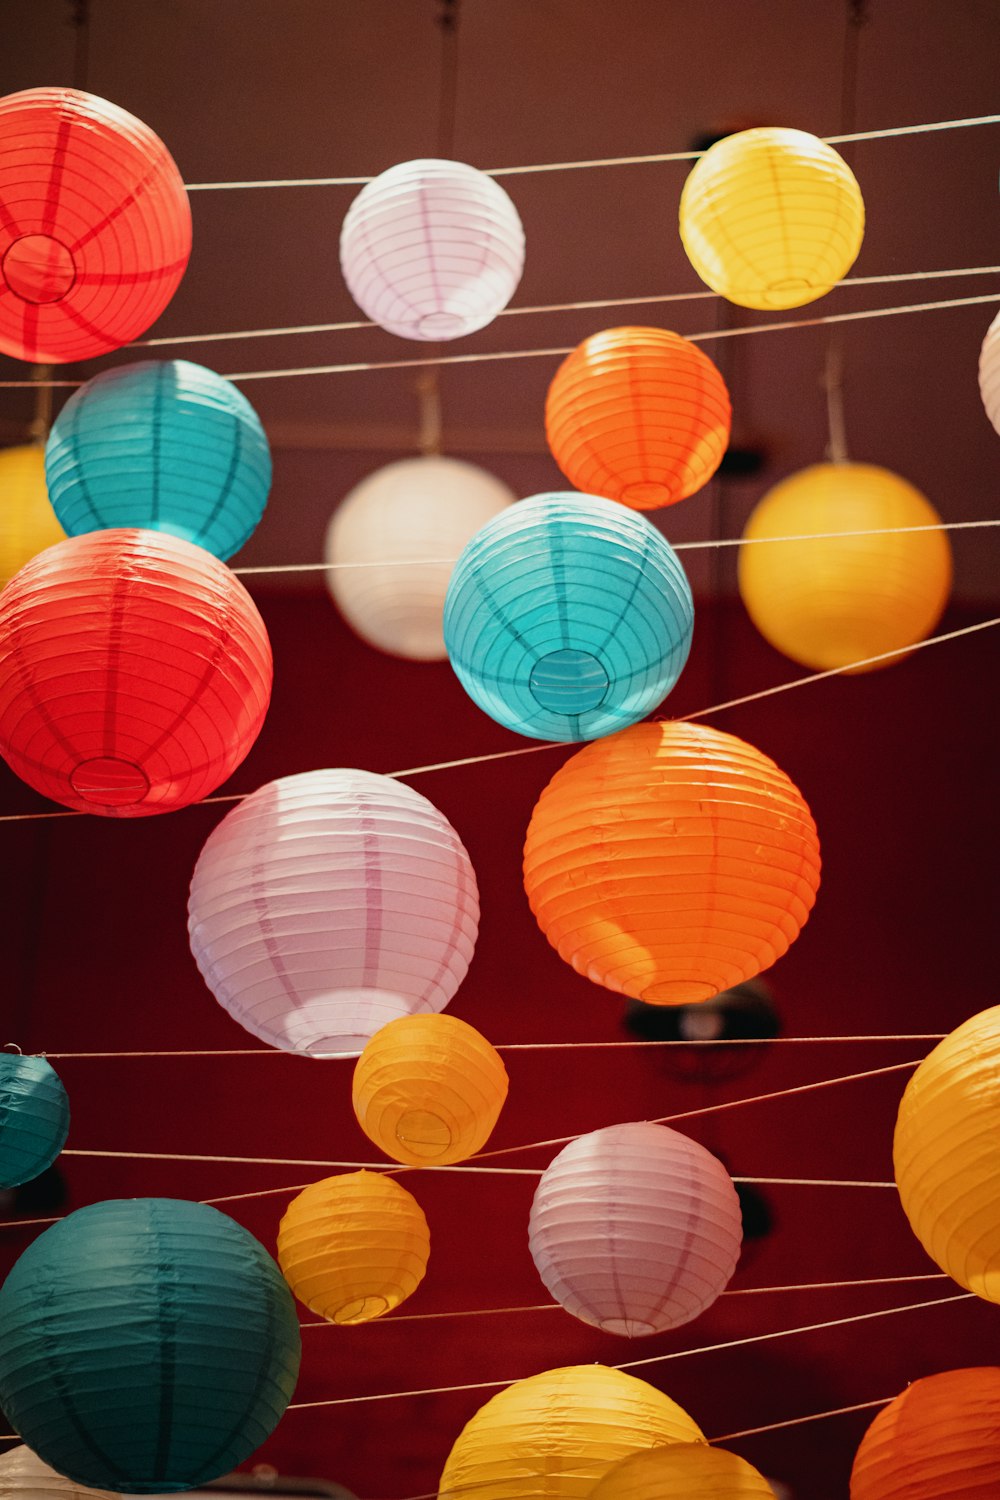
[0,1445,119,1500]
[188,769,480,1057]
[324,456,515,660]
[978,309,1000,436]
[339,159,524,341]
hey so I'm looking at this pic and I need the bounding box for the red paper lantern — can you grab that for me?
[0,88,191,364]
[0,530,272,816]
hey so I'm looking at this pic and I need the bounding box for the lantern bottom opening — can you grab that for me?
[599,1315,658,1337]
[396,1106,454,1159]
[529,649,609,714]
[260,988,431,1058]
[70,755,151,806]
[621,481,674,509]
[639,978,721,1005]
[334,1294,390,1324]
[3,234,77,303]
[417,311,467,338]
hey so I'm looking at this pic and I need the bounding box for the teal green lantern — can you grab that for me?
[0,1052,70,1189]
[0,1198,301,1493]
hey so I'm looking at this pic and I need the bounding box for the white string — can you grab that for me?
[711,1395,893,1443]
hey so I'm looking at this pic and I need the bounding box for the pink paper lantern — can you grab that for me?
[529,1122,743,1336]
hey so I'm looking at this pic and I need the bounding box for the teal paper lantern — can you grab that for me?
[0,1198,301,1493]
[442,492,694,741]
[44,361,271,561]
[0,1052,70,1189]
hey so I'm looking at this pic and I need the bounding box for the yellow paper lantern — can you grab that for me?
[894,1006,1000,1301]
[277,1170,430,1324]
[850,1367,1000,1499]
[0,444,65,587]
[589,1442,775,1499]
[352,1013,509,1166]
[738,463,951,673]
[438,1364,704,1500]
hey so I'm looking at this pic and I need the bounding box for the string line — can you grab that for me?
[711,1395,893,1443]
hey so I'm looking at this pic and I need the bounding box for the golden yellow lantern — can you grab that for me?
[438,1364,704,1500]
[589,1442,775,1498]
[738,463,951,673]
[894,1006,1000,1302]
[277,1170,430,1324]
[0,443,65,587]
[679,127,864,310]
[352,1013,509,1166]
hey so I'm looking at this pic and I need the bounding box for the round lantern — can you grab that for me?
[523,720,821,1005]
[188,768,480,1057]
[0,445,65,587]
[894,1005,1000,1301]
[443,492,694,742]
[679,127,865,311]
[590,1442,775,1499]
[545,327,731,510]
[438,1364,705,1500]
[0,1198,301,1493]
[323,455,515,660]
[45,361,271,560]
[352,1013,508,1166]
[529,1121,742,1336]
[277,1170,430,1324]
[0,1052,70,1190]
[0,1445,120,1500]
[0,529,272,816]
[738,463,952,673]
[978,309,1000,436]
[850,1367,1000,1498]
[339,158,524,340]
[0,88,191,364]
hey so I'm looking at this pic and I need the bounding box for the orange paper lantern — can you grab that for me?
[545,327,731,510]
[590,1442,775,1499]
[850,1367,1000,1498]
[523,720,821,1004]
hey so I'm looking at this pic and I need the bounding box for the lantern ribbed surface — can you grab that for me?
[443,492,694,742]
[45,361,272,561]
[0,529,272,817]
[0,445,65,587]
[324,456,515,660]
[340,158,524,341]
[0,1445,120,1500]
[529,1122,742,1336]
[438,1364,704,1500]
[188,768,480,1057]
[0,88,191,363]
[679,127,864,311]
[0,1053,70,1190]
[850,1367,1000,1499]
[277,1170,430,1324]
[977,309,1000,436]
[0,1199,301,1493]
[589,1442,775,1499]
[523,720,821,1005]
[352,1013,509,1166]
[738,463,952,673]
[544,327,731,510]
[894,1006,1000,1301]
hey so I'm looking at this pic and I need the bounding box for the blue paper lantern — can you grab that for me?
[442,492,694,741]
[44,361,271,561]
[0,1198,301,1493]
[0,1052,70,1189]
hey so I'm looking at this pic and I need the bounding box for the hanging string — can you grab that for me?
[712,1394,892,1443]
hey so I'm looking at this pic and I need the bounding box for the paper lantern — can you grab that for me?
[590,1442,775,1498]
[277,1170,430,1324]
[0,88,191,364]
[523,720,821,1004]
[0,1198,301,1493]
[439,1364,705,1500]
[324,455,515,660]
[0,1052,70,1190]
[340,158,524,340]
[545,327,731,510]
[443,492,694,741]
[0,445,65,587]
[850,1367,1000,1498]
[0,1445,120,1500]
[894,1005,1000,1301]
[188,768,480,1057]
[0,529,271,816]
[352,1013,508,1166]
[529,1121,742,1336]
[978,309,1000,436]
[679,127,864,310]
[45,361,271,560]
[738,463,951,673]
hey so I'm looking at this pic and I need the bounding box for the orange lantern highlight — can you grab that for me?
[850,1367,1000,1498]
[590,1442,775,1499]
[545,327,731,510]
[352,1013,508,1166]
[523,720,821,1005]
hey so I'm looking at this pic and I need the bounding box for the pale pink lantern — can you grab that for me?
[529,1122,743,1336]
[339,158,525,341]
[187,768,480,1056]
